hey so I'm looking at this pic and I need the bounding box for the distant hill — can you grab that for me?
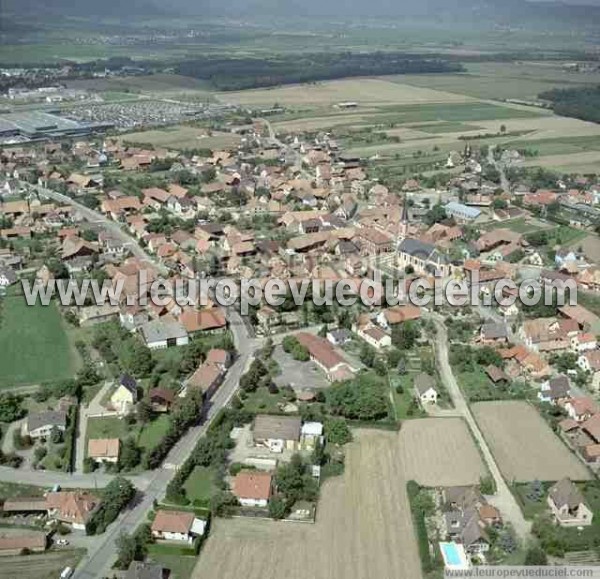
[2,0,600,27]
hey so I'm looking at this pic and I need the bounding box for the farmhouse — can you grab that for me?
[547,478,593,527]
[139,318,189,349]
[233,471,273,508]
[253,414,302,452]
[185,361,224,399]
[295,332,356,382]
[45,491,100,530]
[151,509,206,544]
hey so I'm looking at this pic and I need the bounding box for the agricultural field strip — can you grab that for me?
[472,401,591,483]
[194,420,484,579]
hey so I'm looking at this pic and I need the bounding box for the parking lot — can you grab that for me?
[272,345,330,391]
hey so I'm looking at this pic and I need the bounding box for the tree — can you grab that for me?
[326,373,389,421]
[392,321,420,350]
[524,545,548,566]
[136,400,154,424]
[423,203,447,227]
[50,426,63,444]
[118,437,142,471]
[269,495,288,519]
[115,533,137,570]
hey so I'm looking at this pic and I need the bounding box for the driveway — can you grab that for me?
[75,381,113,473]
[429,314,531,540]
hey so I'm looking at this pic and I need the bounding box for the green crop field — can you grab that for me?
[0,291,78,388]
[121,125,241,151]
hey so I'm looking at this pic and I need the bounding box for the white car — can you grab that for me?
[56,539,69,546]
[60,567,73,579]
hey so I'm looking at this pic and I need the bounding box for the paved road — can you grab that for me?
[429,314,531,540]
[76,311,259,579]
[30,182,165,274]
[15,181,261,577]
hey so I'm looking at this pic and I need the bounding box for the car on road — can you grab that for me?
[56,539,70,546]
[60,567,73,579]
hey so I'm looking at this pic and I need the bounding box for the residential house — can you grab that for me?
[110,374,139,414]
[148,388,175,413]
[125,562,165,579]
[326,328,352,346]
[547,478,593,527]
[233,471,273,507]
[253,414,302,453]
[179,308,227,336]
[538,375,571,405]
[564,396,599,423]
[356,323,392,350]
[185,361,224,400]
[87,438,120,464]
[300,422,324,451]
[414,373,438,405]
[577,351,600,391]
[479,322,508,345]
[151,509,206,544]
[377,305,421,330]
[24,410,67,440]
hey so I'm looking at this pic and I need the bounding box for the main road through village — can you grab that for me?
[4,182,264,578]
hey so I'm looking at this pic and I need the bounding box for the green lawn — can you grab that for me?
[512,482,554,519]
[86,416,135,442]
[480,218,548,234]
[0,291,78,387]
[146,552,197,579]
[0,481,47,499]
[183,466,216,504]
[138,415,171,451]
[409,121,483,134]
[240,386,286,413]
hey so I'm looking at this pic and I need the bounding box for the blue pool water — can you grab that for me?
[441,542,462,566]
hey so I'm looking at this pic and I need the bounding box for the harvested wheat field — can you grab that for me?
[219,78,472,107]
[194,429,422,579]
[398,418,487,486]
[193,420,486,579]
[472,401,591,483]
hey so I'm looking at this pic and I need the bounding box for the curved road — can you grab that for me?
[429,314,531,540]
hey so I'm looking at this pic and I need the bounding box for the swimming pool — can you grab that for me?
[439,542,469,569]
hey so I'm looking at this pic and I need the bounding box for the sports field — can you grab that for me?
[472,401,591,483]
[0,291,78,388]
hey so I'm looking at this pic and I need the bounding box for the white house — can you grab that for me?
[24,410,67,440]
[547,478,593,527]
[356,323,392,350]
[151,510,206,544]
[233,471,273,508]
[414,373,438,405]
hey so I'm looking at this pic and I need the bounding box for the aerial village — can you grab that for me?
[1,115,600,577]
